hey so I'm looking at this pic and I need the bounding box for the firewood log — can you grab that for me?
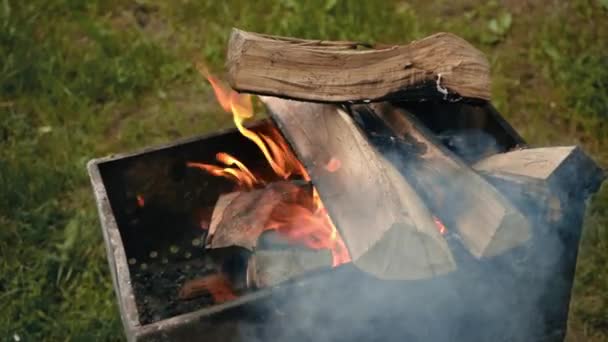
[246,249,333,289]
[354,102,531,258]
[207,181,310,250]
[227,28,490,102]
[260,96,455,280]
[473,146,605,223]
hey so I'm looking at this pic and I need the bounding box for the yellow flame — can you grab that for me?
[197,66,307,182]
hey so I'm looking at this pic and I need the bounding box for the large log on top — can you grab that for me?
[260,96,455,280]
[355,103,531,258]
[227,29,490,102]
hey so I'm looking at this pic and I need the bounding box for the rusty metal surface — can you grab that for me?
[86,109,599,341]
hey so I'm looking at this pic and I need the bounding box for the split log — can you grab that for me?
[227,28,490,103]
[207,181,310,250]
[473,146,605,223]
[354,102,531,258]
[473,146,604,189]
[261,96,455,280]
[246,249,333,289]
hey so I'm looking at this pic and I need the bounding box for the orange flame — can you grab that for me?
[190,68,350,266]
[266,187,350,267]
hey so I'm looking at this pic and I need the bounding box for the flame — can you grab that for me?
[190,68,350,266]
[266,187,350,267]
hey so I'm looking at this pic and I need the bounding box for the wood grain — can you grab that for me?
[261,96,455,280]
[358,102,531,258]
[227,28,491,102]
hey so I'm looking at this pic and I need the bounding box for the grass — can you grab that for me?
[0,0,606,340]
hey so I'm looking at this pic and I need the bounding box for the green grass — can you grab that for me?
[1,0,606,340]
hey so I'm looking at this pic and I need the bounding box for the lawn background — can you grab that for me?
[1,0,606,340]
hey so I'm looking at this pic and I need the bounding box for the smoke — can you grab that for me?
[228,127,597,342]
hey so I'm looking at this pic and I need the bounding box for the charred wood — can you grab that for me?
[246,248,333,289]
[354,102,531,258]
[206,181,311,250]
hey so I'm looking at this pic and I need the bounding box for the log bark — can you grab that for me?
[207,181,309,250]
[261,96,455,280]
[246,249,333,289]
[355,102,531,258]
[227,28,490,103]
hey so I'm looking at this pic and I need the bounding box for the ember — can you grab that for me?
[136,194,145,208]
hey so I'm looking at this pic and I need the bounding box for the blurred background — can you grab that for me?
[0,0,606,340]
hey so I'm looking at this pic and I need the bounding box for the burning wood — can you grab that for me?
[356,103,531,258]
[246,248,333,289]
[178,273,237,303]
[206,181,310,250]
[261,97,455,280]
[227,29,491,102]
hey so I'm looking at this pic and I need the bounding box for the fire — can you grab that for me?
[187,152,257,189]
[190,67,350,266]
[266,187,350,266]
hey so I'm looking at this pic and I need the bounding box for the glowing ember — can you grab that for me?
[189,67,350,267]
[324,157,342,172]
[136,194,145,208]
[433,216,447,235]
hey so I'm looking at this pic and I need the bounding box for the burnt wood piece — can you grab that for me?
[227,28,490,102]
[246,249,333,289]
[356,102,531,258]
[394,101,526,158]
[261,96,455,280]
[207,181,310,250]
